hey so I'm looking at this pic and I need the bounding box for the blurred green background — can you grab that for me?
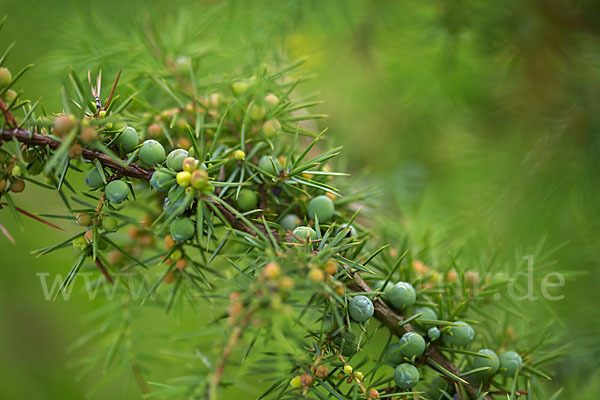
[1,0,600,398]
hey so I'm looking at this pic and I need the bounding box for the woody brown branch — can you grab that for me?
[0,127,266,238]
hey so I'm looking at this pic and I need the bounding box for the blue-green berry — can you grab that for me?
[139,140,165,166]
[236,189,258,212]
[414,307,437,322]
[166,149,189,171]
[116,126,139,152]
[473,349,500,377]
[292,226,316,242]
[499,351,522,377]
[427,327,440,340]
[387,332,426,363]
[170,217,195,242]
[105,180,129,204]
[307,195,335,223]
[85,168,105,188]
[393,363,420,390]
[338,223,357,238]
[348,295,374,322]
[150,170,174,192]
[386,282,416,309]
[258,155,282,175]
[442,321,475,347]
[280,214,300,231]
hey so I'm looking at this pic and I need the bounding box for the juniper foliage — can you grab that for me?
[0,13,564,400]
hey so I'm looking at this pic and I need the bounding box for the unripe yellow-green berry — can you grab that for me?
[190,169,209,190]
[3,89,17,103]
[289,376,301,389]
[0,67,12,86]
[231,81,248,96]
[263,119,281,138]
[72,236,87,252]
[76,213,92,227]
[176,171,191,187]
[233,149,245,161]
[249,104,266,121]
[265,93,279,105]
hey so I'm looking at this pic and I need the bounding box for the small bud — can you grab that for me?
[289,376,301,389]
[300,373,313,387]
[171,249,183,261]
[53,115,75,137]
[354,371,364,381]
[69,144,83,159]
[176,171,191,187]
[76,213,92,227]
[465,271,480,288]
[231,81,248,96]
[265,93,279,105]
[278,277,294,292]
[0,67,12,86]
[164,271,175,283]
[324,260,338,275]
[3,89,17,103]
[84,230,94,244]
[80,127,97,143]
[343,365,353,375]
[147,123,163,139]
[9,179,25,193]
[368,388,379,399]
[0,179,7,192]
[309,268,325,283]
[263,119,281,138]
[164,234,176,251]
[72,237,87,252]
[249,104,266,121]
[263,262,281,280]
[175,258,188,270]
[446,269,458,283]
[182,157,199,172]
[98,110,107,118]
[190,169,209,190]
[233,149,245,161]
[315,365,328,379]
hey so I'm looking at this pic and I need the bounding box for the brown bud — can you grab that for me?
[163,271,175,283]
[263,262,281,280]
[84,230,94,244]
[324,260,338,275]
[175,258,188,270]
[53,115,75,137]
[147,123,163,139]
[80,127,97,143]
[69,144,83,159]
[315,365,328,379]
[368,389,379,399]
[164,234,176,251]
[300,373,313,387]
[9,179,25,193]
